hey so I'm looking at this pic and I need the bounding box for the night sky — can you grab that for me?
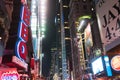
[42,0,56,77]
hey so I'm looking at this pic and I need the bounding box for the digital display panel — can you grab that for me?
[91,57,104,75]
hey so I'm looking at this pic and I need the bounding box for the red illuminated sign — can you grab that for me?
[0,68,19,80]
[30,58,35,69]
[12,56,28,70]
[21,5,30,26]
[15,5,30,61]
[19,22,28,41]
[1,71,19,80]
[111,55,120,71]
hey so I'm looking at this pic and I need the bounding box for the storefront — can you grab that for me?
[0,0,33,80]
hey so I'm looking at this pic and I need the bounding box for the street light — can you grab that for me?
[39,0,47,77]
[40,0,47,39]
[78,15,91,32]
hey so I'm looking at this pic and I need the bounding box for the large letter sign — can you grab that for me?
[21,5,30,26]
[19,21,28,41]
[96,0,120,48]
[16,40,28,61]
[16,4,30,61]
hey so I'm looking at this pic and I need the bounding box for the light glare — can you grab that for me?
[39,0,47,38]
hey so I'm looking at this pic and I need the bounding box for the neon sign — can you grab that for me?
[1,71,19,80]
[15,4,30,61]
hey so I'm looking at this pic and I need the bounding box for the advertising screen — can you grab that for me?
[91,57,104,75]
[91,56,113,77]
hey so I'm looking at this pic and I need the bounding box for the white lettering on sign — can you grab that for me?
[1,71,19,80]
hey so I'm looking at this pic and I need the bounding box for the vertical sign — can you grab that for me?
[15,4,30,61]
[104,56,112,76]
[84,23,93,56]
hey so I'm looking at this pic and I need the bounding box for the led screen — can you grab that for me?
[91,57,104,75]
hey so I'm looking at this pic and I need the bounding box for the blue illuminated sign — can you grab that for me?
[15,4,30,61]
[104,56,112,76]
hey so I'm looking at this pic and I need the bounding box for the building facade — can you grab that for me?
[49,0,72,80]
[69,0,91,79]
[68,0,103,80]
[68,0,120,80]
[0,0,43,80]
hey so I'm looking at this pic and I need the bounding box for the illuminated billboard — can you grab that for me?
[91,57,104,75]
[0,68,19,80]
[91,56,112,77]
[15,4,30,61]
